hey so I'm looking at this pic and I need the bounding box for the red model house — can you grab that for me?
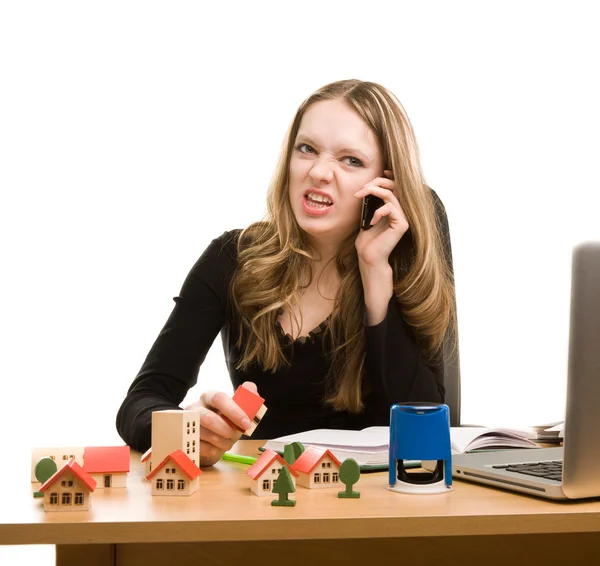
[146,449,203,496]
[39,458,97,512]
[228,385,267,436]
[246,449,298,496]
[83,446,131,489]
[290,446,342,489]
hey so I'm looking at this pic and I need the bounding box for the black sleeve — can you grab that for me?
[115,230,239,452]
[364,188,453,405]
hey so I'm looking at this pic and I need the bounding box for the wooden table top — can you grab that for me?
[2,440,600,546]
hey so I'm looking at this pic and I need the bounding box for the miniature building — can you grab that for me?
[290,446,342,489]
[146,449,202,496]
[39,458,97,512]
[230,385,267,436]
[83,446,130,488]
[149,409,201,473]
[246,449,298,496]
[31,446,84,482]
[141,447,152,477]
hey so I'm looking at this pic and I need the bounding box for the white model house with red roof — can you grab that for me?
[246,449,298,496]
[146,449,203,496]
[228,385,267,436]
[83,445,130,488]
[290,446,342,489]
[38,458,97,512]
[141,447,152,476]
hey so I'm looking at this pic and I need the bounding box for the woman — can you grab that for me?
[116,79,457,466]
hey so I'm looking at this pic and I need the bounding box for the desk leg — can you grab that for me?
[56,544,115,566]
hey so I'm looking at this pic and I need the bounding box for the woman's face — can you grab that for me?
[288,99,384,249]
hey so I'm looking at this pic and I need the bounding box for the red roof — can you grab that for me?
[39,458,97,493]
[246,449,299,480]
[146,449,203,481]
[290,447,342,475]
[232,385,265,420]
[141,448,152,462]
[83,446,130,474]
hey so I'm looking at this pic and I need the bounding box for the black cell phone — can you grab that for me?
[360,195,385,230]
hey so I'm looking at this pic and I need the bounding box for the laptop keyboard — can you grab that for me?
[492,460,563,482]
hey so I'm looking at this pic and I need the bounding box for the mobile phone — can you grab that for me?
[360,195,385,230]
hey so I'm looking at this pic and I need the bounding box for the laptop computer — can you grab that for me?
[451,242,600,500]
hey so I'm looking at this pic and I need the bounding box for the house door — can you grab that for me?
[104,475,112,488]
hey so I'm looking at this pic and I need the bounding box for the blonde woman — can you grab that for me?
[116,79,457,467]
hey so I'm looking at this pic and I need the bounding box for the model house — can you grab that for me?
[83,446,130,488]
[148,409,201,473]
[229,385,267,436]
[38,458,97,512]
[141,448,152,476]
[31,446,84,482]
[146,449,203,496]
[246,449,298,496]
[290,446,342,489]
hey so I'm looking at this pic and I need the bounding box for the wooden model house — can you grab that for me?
[31,446,84,482]
[228,385,267,436]
[246,449,298,496]
[141,448,152,476]
[38,458,97,512]
[146,449,203,496]
[290,446,342,489]
[83,446,130,488]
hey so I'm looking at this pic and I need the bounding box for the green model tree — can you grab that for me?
[33,456,58,498]
[283,441,305,465]
[338,458,361,498]
[271,466,296,507]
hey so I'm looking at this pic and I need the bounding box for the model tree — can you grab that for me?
[33,456,58,498]
[271,466,296,507]
[283,441,305,465]
[338,458,361,498]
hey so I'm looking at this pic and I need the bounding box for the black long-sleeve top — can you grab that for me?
[116,191,453,453]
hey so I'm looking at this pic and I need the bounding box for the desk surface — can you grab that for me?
[2,440,600,547]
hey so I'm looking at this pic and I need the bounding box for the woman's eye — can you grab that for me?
[297,143,316,154]
[343,156,364,167]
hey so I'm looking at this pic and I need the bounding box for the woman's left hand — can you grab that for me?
[354,171,409,268]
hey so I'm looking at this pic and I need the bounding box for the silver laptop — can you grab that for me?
[452,242,600,500]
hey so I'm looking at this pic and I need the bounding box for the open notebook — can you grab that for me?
[262,425,539,469]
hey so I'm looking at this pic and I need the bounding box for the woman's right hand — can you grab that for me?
[184,381,258,467]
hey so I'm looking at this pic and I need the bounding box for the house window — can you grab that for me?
[74,493,84,505]
[104,475,111,488]
[262,479,271,490]
[326,462,331,468]
[49,493,58,505]
[187,441,190,447]
[314,473,321,483]
[62,493,72,505]
[323,473,330,483]
[177,479,185,490]
[332,473,339,483]
[61,480,67,487]
[167,479,174,490]
[67,480,73,487]
[50,456,56,461]
[272,468,277,474]
[70,454,75,459]
[156,479,164,490]
[62,455,68,460]
[321,463,326,468]
[172,468,176,474]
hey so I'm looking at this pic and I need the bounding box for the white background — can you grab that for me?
[1,1,599,562]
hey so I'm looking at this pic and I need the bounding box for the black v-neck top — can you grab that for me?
[116,191,453,453]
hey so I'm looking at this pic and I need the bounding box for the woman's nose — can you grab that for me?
[309,158,334,184]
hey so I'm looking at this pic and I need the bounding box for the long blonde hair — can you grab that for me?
[230,79,456,412]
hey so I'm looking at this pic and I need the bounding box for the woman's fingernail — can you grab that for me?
[241,417,251,429]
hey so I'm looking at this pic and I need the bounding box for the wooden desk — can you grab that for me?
[2,441,600,566]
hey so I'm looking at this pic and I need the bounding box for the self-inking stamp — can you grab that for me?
[388,403,452,494]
